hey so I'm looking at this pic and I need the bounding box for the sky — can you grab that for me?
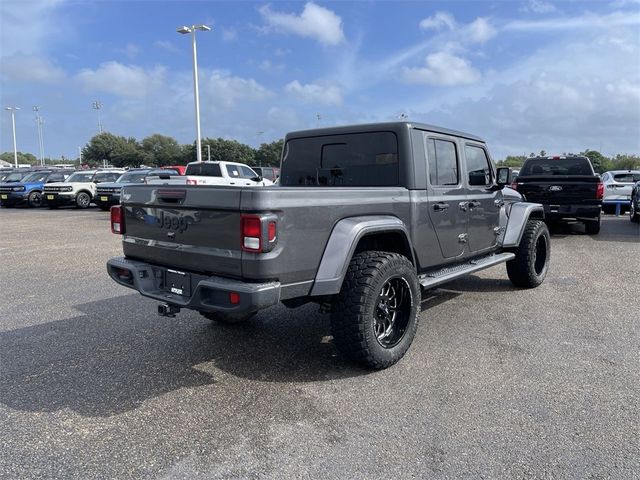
[1,0,639,161]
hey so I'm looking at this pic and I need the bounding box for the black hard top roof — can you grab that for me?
[286,121,484,143]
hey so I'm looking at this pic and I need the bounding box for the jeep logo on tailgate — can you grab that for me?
[155,211,200,233]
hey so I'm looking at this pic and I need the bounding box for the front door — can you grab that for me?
[426,137,467,259]
[464,143,501,253]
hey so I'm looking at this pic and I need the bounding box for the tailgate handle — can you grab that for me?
[157,189,186,204]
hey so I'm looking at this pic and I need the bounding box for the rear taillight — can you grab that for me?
[241,214,277,253]
[596,182,604,200]
[186,178,198,185]
[110,205,125,234]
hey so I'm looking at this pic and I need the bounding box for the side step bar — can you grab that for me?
[419,252,515,289]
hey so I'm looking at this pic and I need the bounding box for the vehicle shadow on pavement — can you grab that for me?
[0,294,366,417]
[548,216,639,242]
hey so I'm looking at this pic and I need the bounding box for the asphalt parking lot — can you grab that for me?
[0,208,638,479]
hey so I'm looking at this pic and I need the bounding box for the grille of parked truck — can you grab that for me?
[107,122,550,369]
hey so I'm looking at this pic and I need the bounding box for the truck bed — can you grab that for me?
[120,184,411,295]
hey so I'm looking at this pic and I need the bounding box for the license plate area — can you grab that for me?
[163,269,191,296]
[0,195,7,199]
[100,196,108,201]
[46,195,55,200]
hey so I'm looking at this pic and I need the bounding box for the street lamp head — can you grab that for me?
[177,26,192,34]
[194,24,211,31]
[5,106,20,111]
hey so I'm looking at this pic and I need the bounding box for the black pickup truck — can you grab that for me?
[511,156,603,234]
[107,122,550,369]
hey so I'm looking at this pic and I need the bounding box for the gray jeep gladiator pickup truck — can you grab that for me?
[107,122,550,369]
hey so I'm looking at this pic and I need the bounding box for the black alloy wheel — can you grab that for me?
[374,277,412,348]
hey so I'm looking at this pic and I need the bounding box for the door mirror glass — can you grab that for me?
[496,167,510,186]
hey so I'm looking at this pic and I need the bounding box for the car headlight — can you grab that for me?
[12,186,25,192]
[63,186,73,192]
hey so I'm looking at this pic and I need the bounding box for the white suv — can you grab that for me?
[43,169,124,208]
[601,170,640,214]
[146,161,273,187]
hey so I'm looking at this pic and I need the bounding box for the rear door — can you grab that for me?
[425,136,467,259]
[463,143,501,253]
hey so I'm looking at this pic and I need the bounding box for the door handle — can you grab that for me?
[494,199,504,208]
[433,202,450,211]
[468,200,481,209]
[459,201,469,212]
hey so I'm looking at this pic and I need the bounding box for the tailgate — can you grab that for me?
[120,185,242,277]
[517,176,599,204]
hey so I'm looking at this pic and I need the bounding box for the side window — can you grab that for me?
[465,145,493,186]
[225,165,240,177]
[427,138,459,186]
[240,165,256,178]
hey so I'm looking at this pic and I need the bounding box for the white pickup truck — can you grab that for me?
[146,161,273,187]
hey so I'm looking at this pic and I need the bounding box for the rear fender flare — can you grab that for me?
[501,202,545,247]
[310,216,415,296]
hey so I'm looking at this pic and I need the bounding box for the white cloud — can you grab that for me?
[202,70,273,108]
[259,2,345,46]
[284,80,343,105]
[401,52,481,86]
[419,12,456,31]
[463,17,497,43]
[154,40,179,53]
[520,0,558,14]
[76,62,166,98]
[120,43,141,59]
[0,54,65,84]
[0,0,66,55]
[504,10,640,31]
[222,28,237,42]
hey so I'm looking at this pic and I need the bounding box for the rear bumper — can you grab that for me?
[543,204,601,220]
[107,256,281,314]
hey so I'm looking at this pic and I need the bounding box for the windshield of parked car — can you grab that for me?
[225,164,258,179]
[116,172,148,183]
[280,131,399,187]
[21,172,50,183]
[185,163,222,177]
[2,172,29,183]
[94,172,122,183]
[66,172,94,182]
[519,158,593,176]
[613,173,640,183]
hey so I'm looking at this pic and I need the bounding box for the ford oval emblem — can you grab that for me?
[549,185,563,191]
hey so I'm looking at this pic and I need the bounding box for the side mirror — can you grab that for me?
[251,175,263,182]
[496,167,510,187]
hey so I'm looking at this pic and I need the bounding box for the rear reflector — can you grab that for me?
[110,205,125,234]
[229,292,240,305]
[186,178,198,185]
[268,221,277,242]
[596,182,604,200]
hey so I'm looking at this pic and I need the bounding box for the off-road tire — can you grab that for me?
[76,192,91,209]
[28,191,42,208]
[330,251,420,369]
[200,311,256,324]
[630,202,639,223]
[584,216,601,234]
[506,219,550,288]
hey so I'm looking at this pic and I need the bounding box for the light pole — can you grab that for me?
[177,24,211,163]
[78,146,83,165]
[33,106,45,165]
[92,100,103,134]
[205,144,211,161]
[256,131,264,166]
[5,107,20,167]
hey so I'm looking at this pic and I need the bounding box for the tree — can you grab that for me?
[0,151,38,165]
[580,149,613,174]
[255,139,284,167]
[82,133,144,167]
[141,134,182,166]
[611,154,640,170]
[194,138,256,165]
[539,150,547,157]
[497,155,527,168]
